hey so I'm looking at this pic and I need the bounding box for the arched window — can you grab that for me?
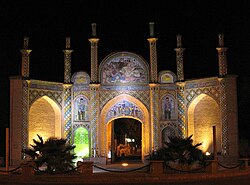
[162,126,176,146]
[74,127,89,159]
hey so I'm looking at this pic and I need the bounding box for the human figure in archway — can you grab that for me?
[164,97,172,120]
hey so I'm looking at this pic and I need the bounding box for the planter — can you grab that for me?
[149,160,164,174]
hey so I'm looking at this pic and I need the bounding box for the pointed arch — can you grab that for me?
[187,93,221,153]
[28,96,62,145]
[100,94,150,161]
[74,126,89,160]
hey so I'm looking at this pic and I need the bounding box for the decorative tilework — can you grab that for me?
[89,38,99,83]
[147,38,158,83]
[186,86,220,107]
[149,84,159,150]
[177,84,185,137]
[29,89,63,109]
[220,79,228,154]
[63,50,73,83]
[99,90,150,110]
[89,85,100,157]
[22,81,29,153]
[63,87,72,142]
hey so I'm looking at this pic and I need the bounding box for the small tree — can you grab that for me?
[23,134,76,174]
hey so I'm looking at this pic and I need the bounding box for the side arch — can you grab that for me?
[100,94,150,160]
[187,93,221,153]
[28,96,62,145]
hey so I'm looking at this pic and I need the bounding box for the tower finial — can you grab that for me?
[177,34,182,48]
[23,36,29,49]
[218,33,224,47]
[66,37,71,49]
[91,23,97,37]
[149,22,154,37]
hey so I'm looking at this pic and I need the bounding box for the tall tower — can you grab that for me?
[148,22,159,150]
[63,37,73,83]
[216,33,228,76]
[174,34,185,81]
[88,23,101,156]
[20,36,32,78]
[88,23,99,83]
[147,22,158,83]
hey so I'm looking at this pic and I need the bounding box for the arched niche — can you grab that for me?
[188,94,221,154]
[28,96,62,145]
[73,127,89,161]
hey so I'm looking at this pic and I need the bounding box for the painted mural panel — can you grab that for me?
[106,100,143,123]
[162,95,176,120]
[74,96,89,121]
[101,54,147,85]
[158,70,176,84]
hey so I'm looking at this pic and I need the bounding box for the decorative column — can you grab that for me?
[20,36,31,157]
[147,22,158,83]
[216,33,228,76]
[20,36,32,78]
[63,84,72,143]
[177,82,186,137]
[88,23,101,157]
[149,84,159,151]
[174,35,185,81]
[89,84,100,157]
[63,37,73,83]
[88,23,99,83]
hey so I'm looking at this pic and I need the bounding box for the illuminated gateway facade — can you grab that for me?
[9,23,238,165]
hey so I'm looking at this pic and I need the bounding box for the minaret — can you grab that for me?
[148,22,159,151]
[147,22,158,83]
[174,34,185,81]
[20,36,32,78]
[88,23,99,83]
[216,33,228,76]
[63,37,73,83]
[88,23,100,156]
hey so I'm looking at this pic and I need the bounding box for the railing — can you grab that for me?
[0,158,248,176]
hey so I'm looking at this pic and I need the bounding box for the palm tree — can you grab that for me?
[150,135,203,166]
[23,134,76,174]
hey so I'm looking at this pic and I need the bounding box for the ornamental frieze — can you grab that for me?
[29,89,63,108]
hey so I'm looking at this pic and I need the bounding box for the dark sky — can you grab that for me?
[1,0,250,156]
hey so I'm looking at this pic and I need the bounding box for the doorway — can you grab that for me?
[110,118,142,162]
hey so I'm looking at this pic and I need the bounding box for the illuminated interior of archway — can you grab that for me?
[107,118,142,162]
[188,94,221,154]
[73,127,89,162]
[28,96,61,146]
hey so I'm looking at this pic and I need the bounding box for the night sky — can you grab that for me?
[1,0,250,157]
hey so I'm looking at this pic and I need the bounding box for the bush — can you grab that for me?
[23,134,76,174]
[150,135,204,166]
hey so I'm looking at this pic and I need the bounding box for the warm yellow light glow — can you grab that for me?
[188,93,221,154]
[29,96,61,146]
[205,152,211,156]
[122,163,128,167]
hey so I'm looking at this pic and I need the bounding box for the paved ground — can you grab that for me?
[1,163,250,185]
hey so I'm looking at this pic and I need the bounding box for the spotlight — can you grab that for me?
[122,163,128,167]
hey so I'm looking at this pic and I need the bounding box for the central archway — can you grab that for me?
[107,118,142,163]
[100,94,150,163]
